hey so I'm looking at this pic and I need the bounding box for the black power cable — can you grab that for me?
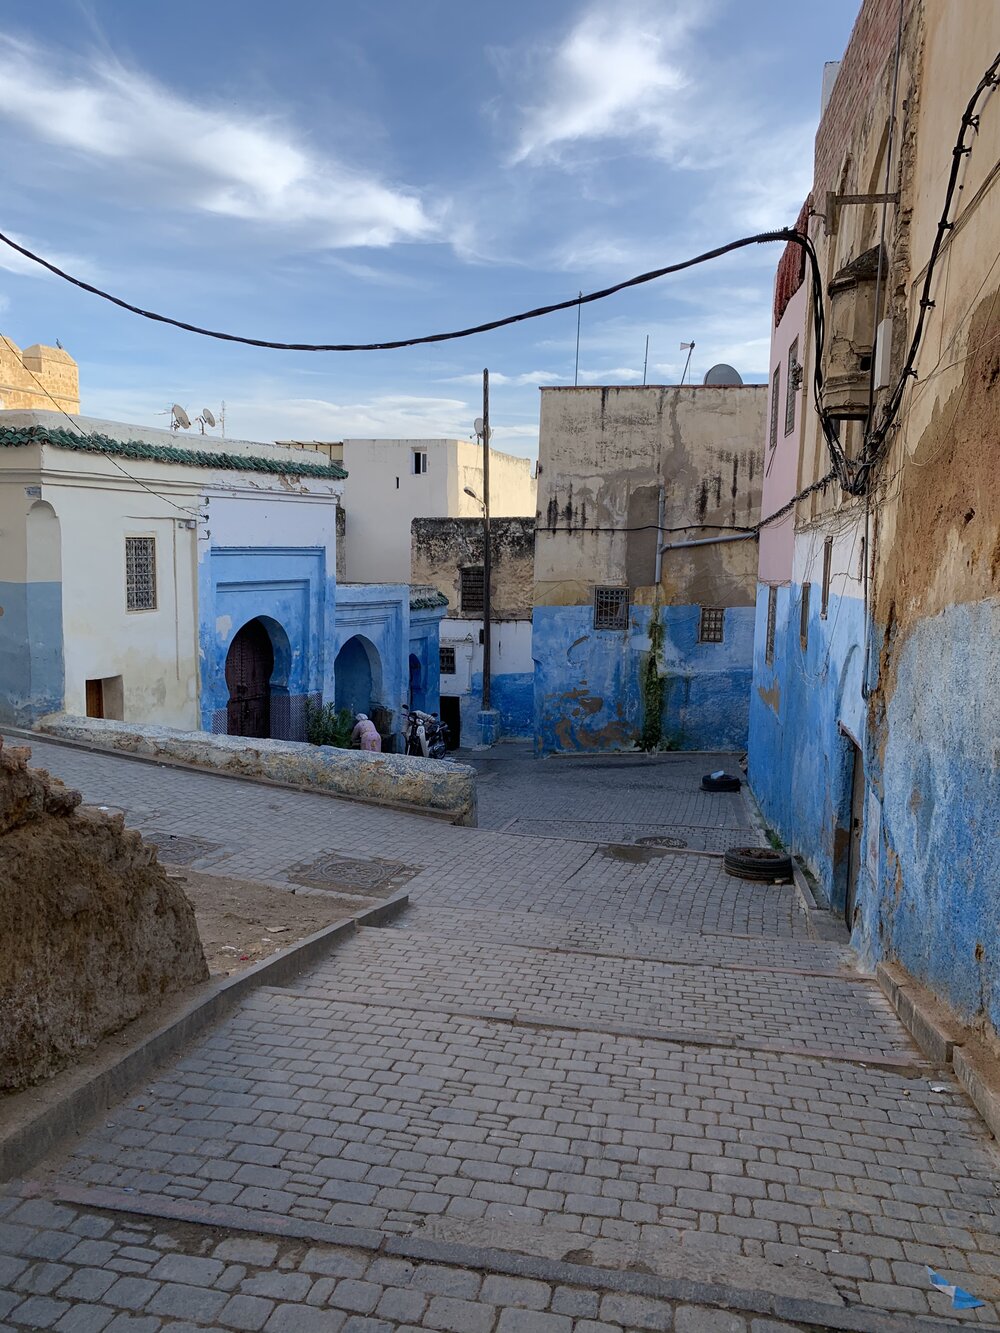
[851,49,1000,494]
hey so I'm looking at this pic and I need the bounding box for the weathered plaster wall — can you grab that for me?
[411,516,534,618]
[532,385,765,753]
[333,583,409,726]
[759,282,808,585]
[749,0,1000,1042]
[439,617,534,742]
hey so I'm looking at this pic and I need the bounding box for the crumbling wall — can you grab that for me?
[0,739,207,1091]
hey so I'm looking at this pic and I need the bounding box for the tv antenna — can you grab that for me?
[680,341,695,385]
[169,404,191,431]
[195,407,217,434]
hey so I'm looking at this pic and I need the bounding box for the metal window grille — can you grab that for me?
[765,586,777,665]
[593,586,629,630]
[800,582,811,649]
[821,537,833,617]
[785,339,799,435]
[439,645,456,674]
[769,364,780,450]
[699,606,725,643]
[125,536,156,611]
[460,566,485,615]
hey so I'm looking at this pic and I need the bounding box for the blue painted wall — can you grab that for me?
[408,608,443,719]
[199,546,331,731]
[747,580,866,912]
[866,598,1000,1032]
[333,583,409,735]
[533,603,755,755]
[0,580,64,723]
[459,670,535,744]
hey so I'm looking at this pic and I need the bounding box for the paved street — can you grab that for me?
[2,736,1000,1330]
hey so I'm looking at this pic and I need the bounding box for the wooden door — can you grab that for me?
[85,679,104,719]
[845,741,865,928]
[225,620,273,738]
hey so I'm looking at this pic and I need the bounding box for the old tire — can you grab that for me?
[724,846,793,882]
[701,773,742,792]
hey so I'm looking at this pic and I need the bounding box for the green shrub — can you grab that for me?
[304,701,355,748]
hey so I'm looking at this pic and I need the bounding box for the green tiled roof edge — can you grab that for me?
[410,591,449,609]
[0,426,348,480]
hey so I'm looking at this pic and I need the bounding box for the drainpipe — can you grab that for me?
[658,532,758,553]
[653,485,666,585]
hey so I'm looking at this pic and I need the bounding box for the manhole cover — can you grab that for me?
[636,835,688,849]
[285,852,413,896]
[144,832,224,865]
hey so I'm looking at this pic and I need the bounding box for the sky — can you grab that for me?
[0,0,859,457]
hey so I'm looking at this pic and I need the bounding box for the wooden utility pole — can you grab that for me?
[481,368,492,711]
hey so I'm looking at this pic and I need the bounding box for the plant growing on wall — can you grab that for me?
[640,608,666,752]
[304,701,355,748]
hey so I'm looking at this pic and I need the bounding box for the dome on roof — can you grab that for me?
[703,363,744,386]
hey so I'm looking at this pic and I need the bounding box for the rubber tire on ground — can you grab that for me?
[701,773,741,792]
[723,846,793,882]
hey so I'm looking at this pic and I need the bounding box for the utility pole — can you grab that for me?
[574,293,582,386]
[481,368,492,712]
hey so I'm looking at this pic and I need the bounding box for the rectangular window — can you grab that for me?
[412,450,428,474]
[593,586,629,630]
[765,586,777,665]
[821,537,833,617]
[460,566,485,615]
[439,645,456,675]
[785,338,799,435]
[125,536,156,611]
[800,582,811,650]
[698,606,725,643]
[769,364,780,450]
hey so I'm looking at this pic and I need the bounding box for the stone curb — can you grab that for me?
[0,891,410,1182]
[25,1181,996,1333]
[1,724,465,825]
[877,959,1000,1140]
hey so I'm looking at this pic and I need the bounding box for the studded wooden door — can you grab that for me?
[225,619,273,738]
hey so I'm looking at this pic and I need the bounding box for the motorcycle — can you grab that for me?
[403,708,450,759]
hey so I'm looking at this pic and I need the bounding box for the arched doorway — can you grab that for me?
[409,653,426,711]
[334,635,382,716]
[225,619,274,737]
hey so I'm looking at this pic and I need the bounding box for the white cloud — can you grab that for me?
[512,5,701,165]
[439,370,562,387]
[578,366,642,383]
[0,36,436,249]
[0,231,97,280]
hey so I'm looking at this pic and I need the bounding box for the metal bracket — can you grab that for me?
[825,190,899,235]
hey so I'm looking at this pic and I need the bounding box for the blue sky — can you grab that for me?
[0,0,858,456]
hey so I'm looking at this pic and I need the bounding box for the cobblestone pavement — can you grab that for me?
[3,734,1000,1330]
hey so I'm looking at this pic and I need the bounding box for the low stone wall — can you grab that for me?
[0,738,208,1091]
[37,716,478,826]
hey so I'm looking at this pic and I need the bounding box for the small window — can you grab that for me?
[785,339,799,435]
[593,586,629,630]
[769,364,781,450]
[125,536,156,611]
[699,607,725,643]
[412,450,428,475]
[439,645,456,675]
[800,582,811,650]
[460,566,485,615]
[765,586,777,665]
[821,537,833,618]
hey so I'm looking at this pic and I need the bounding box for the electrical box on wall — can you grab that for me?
[873,317,893,390]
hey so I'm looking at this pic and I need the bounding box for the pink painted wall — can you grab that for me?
[758,280,808,585]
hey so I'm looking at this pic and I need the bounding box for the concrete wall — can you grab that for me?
[0,336,79,414]
[748,0,1000,1041]
[759,281,809,585]
[439,617,534,743]
[341,439,535,583]
[532,385,766,753]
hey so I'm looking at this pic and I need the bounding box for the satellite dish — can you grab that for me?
[201,408,216,428]
[474,417,484,436]
[703,363,743,386]
[170,404,191,430]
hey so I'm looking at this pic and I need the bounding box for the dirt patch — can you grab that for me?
[165,869,364,976]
